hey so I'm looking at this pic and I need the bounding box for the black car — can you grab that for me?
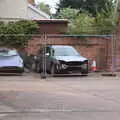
[34,45,89,75]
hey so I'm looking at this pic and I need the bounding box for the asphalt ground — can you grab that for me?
[0,72,120,120]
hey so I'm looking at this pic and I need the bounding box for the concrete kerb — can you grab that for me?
[88,71,117,78]
[101,73,117,77]
[100,71,117,77]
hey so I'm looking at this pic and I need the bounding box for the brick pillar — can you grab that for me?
[115,0,120,71]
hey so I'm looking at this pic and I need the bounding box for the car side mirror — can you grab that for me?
[46,53,50,56]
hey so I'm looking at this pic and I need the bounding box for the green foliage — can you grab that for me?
[56,8,95,34]
[37,2,51,15]
[0,20,37,49]
[94,3,116,34]
[57,8,79,20]
[56,6,116,34]
[67,13,95,34]
[57,0,115,17]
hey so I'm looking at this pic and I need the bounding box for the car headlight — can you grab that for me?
[61,64,68,69]
[81,63,88,70]
[19,59,23,65]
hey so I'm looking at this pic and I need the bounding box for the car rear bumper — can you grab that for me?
[0,67,24,73]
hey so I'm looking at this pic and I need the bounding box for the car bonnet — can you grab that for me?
[54,56,87,62]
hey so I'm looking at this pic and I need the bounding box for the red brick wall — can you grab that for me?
[114,1,120,71]
[26,35,111,71]
[37,23,68,34]
[116,23,120,71]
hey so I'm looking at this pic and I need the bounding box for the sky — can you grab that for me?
[35,0,59,13]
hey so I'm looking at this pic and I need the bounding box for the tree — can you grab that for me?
[67,13,95,34]
[37,2,51,15]
[56,8,95,34]
[94,3,116,34]
[57,0,115,16]
[57,8,79,20]
[56,7,116,34]
[0,20,37,49]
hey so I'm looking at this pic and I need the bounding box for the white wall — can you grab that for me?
[0,0,28,20]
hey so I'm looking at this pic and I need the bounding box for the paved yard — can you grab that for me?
[0,73,120,120]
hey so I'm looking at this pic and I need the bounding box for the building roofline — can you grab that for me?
[28,4,50,19]
[35,19,69,24]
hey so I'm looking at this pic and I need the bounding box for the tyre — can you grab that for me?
[50,64,56,77]
[81,70,88,76]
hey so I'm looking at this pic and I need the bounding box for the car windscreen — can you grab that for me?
[0,49,18,56]
[53,47,80,56]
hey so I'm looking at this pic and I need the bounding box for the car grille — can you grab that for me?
[66,61,83,66]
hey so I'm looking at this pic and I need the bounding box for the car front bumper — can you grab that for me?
[57,62,88,73]
[0,67,24,73]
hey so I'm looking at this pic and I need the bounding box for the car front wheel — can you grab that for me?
[81,69,88,75]
[50,64,56,77]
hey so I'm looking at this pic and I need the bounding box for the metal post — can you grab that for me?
[111,33,116,74]
[41,33,47,79]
